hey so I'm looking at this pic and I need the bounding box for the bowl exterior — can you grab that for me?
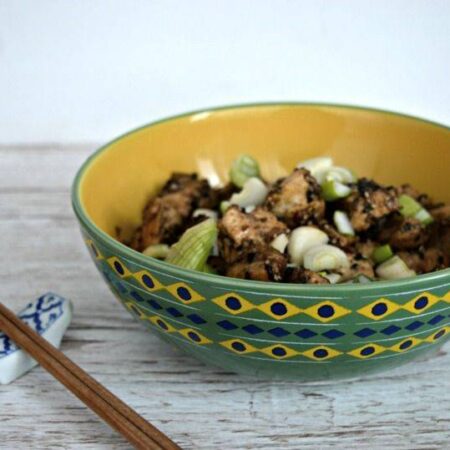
[79,227,450,381]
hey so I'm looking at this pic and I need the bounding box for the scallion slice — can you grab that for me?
[142,244,170,259]
[399,194,433,225]
[322,272,342,284]
[303,244,350,271]
[375,255,416,280]
[333,210,355,236]
[322,166,356,184]
[414,208,433,225]
[220,201,231,214]
[271,233,289,254]
[371,244,394,264]
[287,227,329,266]
[321,179,352,201]
[229,154,261,188]
[166,219,217,270]
[297,157,334,183]
[399,194,422,217]
[193,208,218,220]
[229,177,268,209]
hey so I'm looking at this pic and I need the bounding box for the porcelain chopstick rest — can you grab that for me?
[0,293,73,385]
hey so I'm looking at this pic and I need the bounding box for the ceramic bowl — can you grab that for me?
[72,103,450,380]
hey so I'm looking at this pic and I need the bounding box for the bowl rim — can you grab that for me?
[72,101,450,295]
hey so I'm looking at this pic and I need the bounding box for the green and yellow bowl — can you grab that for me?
[72,103,450,380]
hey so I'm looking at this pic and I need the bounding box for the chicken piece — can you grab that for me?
[422,247,449,273]
[373,214,402,244]
[398,217,450,274]
[342,178,399,232]
[226,249,287,282]
[207,255,228,275]
[319,221,356,250]
[215,183,239,204]
[265,168,325,227]
[283,267,330,284]
[160,172,219,209]
[428,219,450,257]
[397,184,434,209]
[218,206,287,264]
[355,240,377,259]
[130,172,216,250]
[439,222,450,256]
[397,251,423,273]
[337,253,375,281]
[389,217,429,250]
[430,205,450,221]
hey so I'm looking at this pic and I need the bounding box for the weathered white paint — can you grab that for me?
[0,145,449,449]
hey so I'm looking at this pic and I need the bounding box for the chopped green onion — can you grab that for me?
[322,272,342,284]
[414,208,433,225]
[220,201,231,214]
[287,226,329,266]
[271,233,289,253]
[166,219,217,270]
[303,244,350,271]
[321,179,352,201]
[229,177,268,208]
[375,255,416,280]
[371,244,393,264]
[399,194,422,217]
[229,154,261,188]
[297,157,333,183]
[193,208,218,220]
[322,166,355,184]
[333,210,355,236]
[399,194,433,225]
[142,244,170,259]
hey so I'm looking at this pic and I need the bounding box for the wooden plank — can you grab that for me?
[0,145,449,449]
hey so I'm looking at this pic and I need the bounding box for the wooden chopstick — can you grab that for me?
[0,302,181,450]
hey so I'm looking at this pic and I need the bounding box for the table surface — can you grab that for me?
[1,144,449,450]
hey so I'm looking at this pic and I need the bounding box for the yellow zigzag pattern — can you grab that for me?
[125,302,449,361]
[87,240,450,322]
[125,302,212,345]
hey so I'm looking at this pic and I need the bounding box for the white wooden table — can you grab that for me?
[1,145,449,449]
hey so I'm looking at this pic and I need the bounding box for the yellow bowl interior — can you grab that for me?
[79,104,450,240]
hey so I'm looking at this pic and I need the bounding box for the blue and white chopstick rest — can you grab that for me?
[0,293,73,385]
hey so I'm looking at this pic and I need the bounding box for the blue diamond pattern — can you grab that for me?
[380,325,401,335]
[354,328,376,338]
[268,327,290,337]
[167,307,183,318]
[295,329,317,339]
[187,314,206,325]
[406,321,424,331]
[242,324,264,335]
[217,320,238,330]
[147,299,162,310]
[116,282,127,294]
[130,291,144,302]
[428,315,445,325]
[322,329,345,339]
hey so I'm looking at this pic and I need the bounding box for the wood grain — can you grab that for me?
[0,302,181,450]
[0,144,449,449]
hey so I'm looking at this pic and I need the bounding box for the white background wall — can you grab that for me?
[1,0,449,143]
